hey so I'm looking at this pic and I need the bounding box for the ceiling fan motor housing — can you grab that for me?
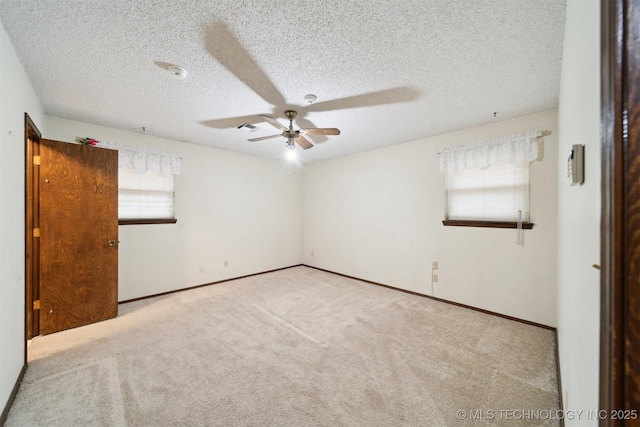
[247,110,338,150]
[283,129,301,138]
[284,110,297,121]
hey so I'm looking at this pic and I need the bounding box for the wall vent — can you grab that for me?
[236,122,258,131]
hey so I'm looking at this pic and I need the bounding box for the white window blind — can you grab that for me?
[118,168,175,220]
[95,140,181,221]
[439,131,543,225]
[445,162,530,222]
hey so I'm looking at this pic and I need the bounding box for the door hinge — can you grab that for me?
[33,155,41,165]
[33,300,40,310]
[33,228,41,238]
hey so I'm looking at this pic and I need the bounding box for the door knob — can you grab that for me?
[108,240,117,247]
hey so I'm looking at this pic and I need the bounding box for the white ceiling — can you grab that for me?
[1,0,566,163]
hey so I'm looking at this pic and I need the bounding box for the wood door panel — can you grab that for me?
[39,140,118,335]
[600,0,640,417]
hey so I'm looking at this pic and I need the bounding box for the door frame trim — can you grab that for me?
[25,113,41,341]
[600,0,640,419]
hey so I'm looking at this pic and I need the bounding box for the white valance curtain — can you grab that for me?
[439,132,542,174]
[99,141,181,176]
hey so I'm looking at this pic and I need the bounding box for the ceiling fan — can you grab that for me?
[247,110,340,150]
[202,23,419,144]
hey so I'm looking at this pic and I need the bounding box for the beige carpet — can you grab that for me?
[6,266,559,426]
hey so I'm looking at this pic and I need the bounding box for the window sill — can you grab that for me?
[119,218,177,225]
[442,220,534,229]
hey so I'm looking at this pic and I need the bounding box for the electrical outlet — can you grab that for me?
[432,274,438,283]
[311,251,314,257]
[224,260,228,267]
[432,261,439,269]
[199,266,205,273]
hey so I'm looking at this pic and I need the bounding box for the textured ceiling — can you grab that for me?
[0,0,566,163]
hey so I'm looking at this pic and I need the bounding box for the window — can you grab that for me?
[118,168,176,224]
[97,141,181,225]
[439,132,542,229]
[444,162,532,228]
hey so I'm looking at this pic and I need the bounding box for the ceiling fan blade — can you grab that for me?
[205,22,285,106]
[248,134,282,142]
[295,117,328,143]
[300,128,341,136]
[305,87,419,112]
[260,115,288,131]
[200,114,265,129]
[295,135,314,150]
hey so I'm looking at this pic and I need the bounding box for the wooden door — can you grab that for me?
[600,0,640,419]
[39,139,118,335]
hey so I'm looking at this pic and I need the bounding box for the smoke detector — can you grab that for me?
[167,65,188,79]
[304,94,317,105]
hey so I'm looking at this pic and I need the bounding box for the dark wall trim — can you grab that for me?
[303,265,555,331]
[304,264,562,418]
[118,218,177,225]
[554,330,565,427]
[0,363,27,426]
[119,264,303,304]
[119,262,555,329]
[599,0,622,415]
[24,114,41,139]
[443,220,534,229]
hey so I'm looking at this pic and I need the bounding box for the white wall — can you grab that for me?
[0,22,45,415]
[304,110,558,327]
[556,0,601,422]
[0,3,602,417]
[45,117,303,301]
